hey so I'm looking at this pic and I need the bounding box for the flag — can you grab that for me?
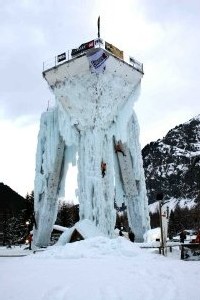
[97,16,100,38]
[87,49,109,74]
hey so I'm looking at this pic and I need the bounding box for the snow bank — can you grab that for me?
[33,236,142,259]
[144,227,161,242]
[1,240,200,300]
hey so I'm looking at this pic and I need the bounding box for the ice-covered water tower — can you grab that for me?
[33,37,150,247]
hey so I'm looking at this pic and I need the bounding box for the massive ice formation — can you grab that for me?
[34,46,150,247]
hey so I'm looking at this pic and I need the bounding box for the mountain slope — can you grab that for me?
[142,115,200,205]
[0,182,26,212]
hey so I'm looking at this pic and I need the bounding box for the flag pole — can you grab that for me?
[97,16,100,38]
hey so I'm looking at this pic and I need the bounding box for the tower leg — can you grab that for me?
[33,110,65,247]
[116,138,149,242]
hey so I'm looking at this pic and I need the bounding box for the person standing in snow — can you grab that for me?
[119,230,123,236]
[128,228,135,242]
[195,230,200,243]
[28,234,33,250]
[179,230,186,243]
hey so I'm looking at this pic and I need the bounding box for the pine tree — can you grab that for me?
[168,210,176,238]
[3,191,35,245]
[149,209,160,229]
[5,213,28,244]
[56,202,79,228]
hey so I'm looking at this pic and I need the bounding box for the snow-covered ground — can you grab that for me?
[0,237,199,300]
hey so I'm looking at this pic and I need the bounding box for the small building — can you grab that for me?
[56,219,104,245]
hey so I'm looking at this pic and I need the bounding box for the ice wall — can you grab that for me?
[34,109,65,246]
[34,49,150,246]
[78,128,116,236]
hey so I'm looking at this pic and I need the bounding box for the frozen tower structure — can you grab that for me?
[34,39,150,247]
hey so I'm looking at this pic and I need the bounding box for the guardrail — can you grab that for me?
[42,38,143,74]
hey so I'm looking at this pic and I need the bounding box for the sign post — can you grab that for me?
[156,192,165,255]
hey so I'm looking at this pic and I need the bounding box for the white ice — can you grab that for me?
[34,49,150,246]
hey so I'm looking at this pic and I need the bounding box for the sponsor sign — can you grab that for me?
[71,40,95,57]
[105,42,123,60]
[87,49,109,73]
[95,38,103,46]
[129,57,143,73]
[57,52,66,63]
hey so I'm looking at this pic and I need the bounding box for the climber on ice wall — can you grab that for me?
[101,161,107,178]
[115,142,126,156]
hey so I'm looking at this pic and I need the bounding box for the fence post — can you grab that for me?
[181,245,184,259]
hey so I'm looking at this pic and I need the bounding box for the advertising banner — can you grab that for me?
[105,42,123,60]
[87,49,109,73]
[129,57,143,73]
[57,52,66,63]
[71,40,95,57]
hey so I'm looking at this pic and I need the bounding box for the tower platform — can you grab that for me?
[43,39,143,131]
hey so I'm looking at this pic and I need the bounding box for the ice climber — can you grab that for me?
[115,143,126,156]
[101,162,107,178]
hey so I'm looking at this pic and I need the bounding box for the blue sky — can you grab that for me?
[0,0,199,197]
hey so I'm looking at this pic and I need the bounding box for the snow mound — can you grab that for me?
[143,227,161,243]
[32,236,142,259]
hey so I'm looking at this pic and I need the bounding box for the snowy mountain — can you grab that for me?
[142,115,200,206]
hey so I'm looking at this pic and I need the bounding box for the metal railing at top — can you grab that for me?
[42,38,143,74]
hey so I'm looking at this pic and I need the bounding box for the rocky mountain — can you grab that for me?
[142,115,200,205]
